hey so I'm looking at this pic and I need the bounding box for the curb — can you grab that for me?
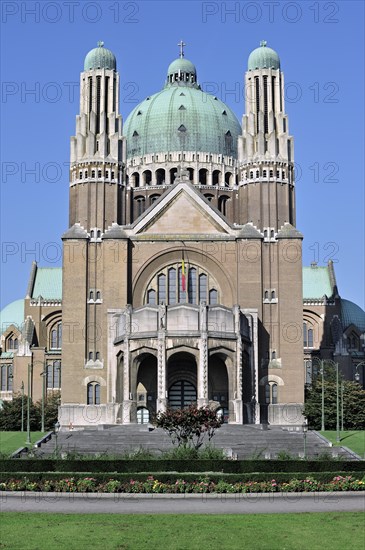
[1,491,364,500]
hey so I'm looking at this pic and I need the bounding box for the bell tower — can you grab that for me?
[238,42,304,422]
[69,41,125,231]
[238,41,295,231]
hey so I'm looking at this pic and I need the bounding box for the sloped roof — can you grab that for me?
[31,268,62,299]
[302,265,333,299]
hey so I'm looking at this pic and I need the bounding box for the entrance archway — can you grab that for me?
[136,354,157,417]
[167,351,197,409]
[208,355,229,422]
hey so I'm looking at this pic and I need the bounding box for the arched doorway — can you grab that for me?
[136,354,157,418]
[208,354,229,422]
[167,352,197,409]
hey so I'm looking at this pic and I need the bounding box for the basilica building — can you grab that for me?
[1,42,364,426]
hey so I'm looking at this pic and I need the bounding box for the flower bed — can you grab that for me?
[0,475,364,493]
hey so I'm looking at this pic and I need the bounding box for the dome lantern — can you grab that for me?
[166,40,197,86]
[84,41,116,71]
[248,41,280,71]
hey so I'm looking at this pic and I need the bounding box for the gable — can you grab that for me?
[132,183,232,236]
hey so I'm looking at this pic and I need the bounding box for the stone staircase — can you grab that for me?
[36,424,358,460]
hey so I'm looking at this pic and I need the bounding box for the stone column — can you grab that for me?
[122,306,132,424]
[157,305,167,412]
[197,302,208,407]
[233,305,243,424]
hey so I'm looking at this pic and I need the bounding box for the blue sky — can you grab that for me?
[1,0,364,310]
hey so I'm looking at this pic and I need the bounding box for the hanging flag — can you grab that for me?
[181,258,186,292]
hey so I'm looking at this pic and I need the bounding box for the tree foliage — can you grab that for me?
[155,404,224,449]
[304,364,365,430]
[0,391,60,432]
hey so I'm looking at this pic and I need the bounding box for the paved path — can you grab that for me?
[1,492,364,514]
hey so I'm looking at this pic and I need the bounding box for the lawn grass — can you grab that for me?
[0,512,364,549]
[321,431,365,457]
[0,432,46,455]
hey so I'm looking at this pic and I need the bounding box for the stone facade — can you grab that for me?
[1,42,364,426]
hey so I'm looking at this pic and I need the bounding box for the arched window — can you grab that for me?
[88,351,93,360]
[225,172,232,186]
[132,172,140,187]
[178,267,186,302]
[199,273,207,302]
[271,290,276,299]
[146,265,218,306]
[250,171,253,179]
[96,291,101,300]
[199,169,208,185]
[1,365,13,391]
[212,170,220,185]
[308,328,313,348]
[147,289,156,305]
[87,382,100,405]
[168,268,177,304]
[95,352,100,360]
[263,170,267,177]
[204,194,213,202]
[150,194,160,205]
[47,360,61,389]
[218,196,228,216]
[143,170,152,185]
[303,322,308,347]
[170,168,177,184]
[303,322,313,348]
[272,383,278,404]
[135,196,145,217]
[265,382,278,404]
[187,168,194,181]
[209,289,218,305]
[50,322,62,349]
[158,274,166,304]
[89,291,94,300]
[7,335,18,350]
[256,170,259,178]
[264,290,269,300]
[188,268,197,304]
[271,351,276,360]
[155,168,165,185]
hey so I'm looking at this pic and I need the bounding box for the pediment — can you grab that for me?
[130,182,233,236]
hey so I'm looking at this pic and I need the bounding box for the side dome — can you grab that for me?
[84,41,116,71]
[248,41,280,71]
[341,299,365,332]
[124,56,241,159]
[0,299,24,335]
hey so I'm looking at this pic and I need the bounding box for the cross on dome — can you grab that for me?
[97,41,104,48]
[178,40,186,58]
[260,40,267,47]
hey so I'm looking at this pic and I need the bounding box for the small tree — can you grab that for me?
[0,394,40,431]
[155,404,224,450]
[304,363,365,430]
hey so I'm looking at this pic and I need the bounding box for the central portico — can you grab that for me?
[108,302,259,424]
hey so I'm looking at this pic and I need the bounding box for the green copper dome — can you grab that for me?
[84,41,116,71]
[124,59,241,158]
[341,299,365,332]
[248,41,280,71]
[0,299,24,334]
